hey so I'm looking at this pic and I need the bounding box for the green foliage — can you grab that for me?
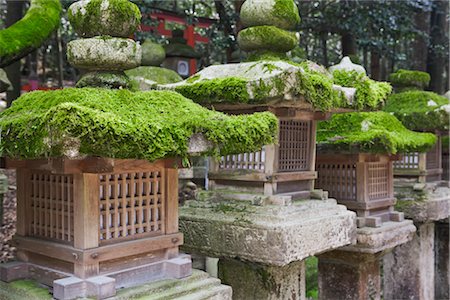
[238,25,298,53]
[0,0,61,67]
[0,88,278,161]
[317,112,437,154]
[388,69,430,90]
[383,91,450,131]
[332,70,392,109]
[273,0,301,28]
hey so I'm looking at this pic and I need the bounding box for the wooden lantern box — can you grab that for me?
[316,153,404,227]
[393,135,443,183]
[0,157,191,299]
[208,106,328,200]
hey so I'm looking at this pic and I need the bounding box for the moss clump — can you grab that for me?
[383,91,450,131]
[0,0,61,67]
[389,69,430,90]
[332,70,392,109]
[246,50,288,62]
[273,0,301,28]
[0,88,278,161]
[126,66,182,85]
[68,0,141,38]
[317,112,437,154]
[0,280,52,299]
[175,77,250,104]
[238,26,298,53]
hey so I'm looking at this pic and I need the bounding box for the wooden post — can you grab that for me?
[418,153,427,183]
[356,158,368,203]
[165,168,178,235]
[15,169,30,237]
[73,173,99,278]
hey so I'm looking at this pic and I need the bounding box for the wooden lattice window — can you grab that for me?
[219,148,265,171]
[99,171,165,244]
[394,153,419,170]
[316,163,357,201]
[278,120,312,172]
[367,162,390,201]
[426,143,440,170]
[29,172,74,243]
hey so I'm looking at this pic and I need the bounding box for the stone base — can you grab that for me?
[435,219,449,300]
[383,222,436,300]
[0,255,192,300]
[180,195,356,266]
[0,269,231,300]
[218,259,305,300]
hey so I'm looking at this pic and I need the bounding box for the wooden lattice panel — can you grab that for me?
[278,120,312,172]
[29,172,74,243]
[426,143,440,170]
[367,162,390,201]
[99,171,165,243]
[394,153,419,170]
[316,163,357,201]
[219,148,265,171]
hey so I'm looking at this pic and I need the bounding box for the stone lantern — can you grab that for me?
[0,1,278,299]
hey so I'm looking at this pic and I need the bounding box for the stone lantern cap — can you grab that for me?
[0,88,277,161]
[388,69,431,91]
[383,90,450,132]
[317,111,437,154]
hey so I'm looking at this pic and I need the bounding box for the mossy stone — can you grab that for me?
[141,40,166,66]
[68,0,141,38]
[388,69,430,90]
[67,37,141,71]
[126,66,182,90]
[329,56,366,75]
[76,71,132,89]
[240,0,300,30]
[237,26,298,53]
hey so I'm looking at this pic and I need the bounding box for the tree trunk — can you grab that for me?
[412,8,431,71]
[5,0,24,106]
[321,32,328,67]
[370,51,380,80]
[341,32,357,57]
[214,0,235,62]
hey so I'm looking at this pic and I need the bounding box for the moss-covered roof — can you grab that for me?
[0,0,61,67]
[383,91,450,131]
[0,88,278,161]
[388,69,430,90]
[317,112,437,154]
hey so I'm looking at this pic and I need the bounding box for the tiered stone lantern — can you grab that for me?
[0,1,279,299]
[381,71,450,300]
[315,111,433,299]
[157,1,397,298]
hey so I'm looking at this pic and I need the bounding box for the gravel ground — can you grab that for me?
[0,169,16,263]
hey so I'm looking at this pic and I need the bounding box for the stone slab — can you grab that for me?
[180,197,357,266]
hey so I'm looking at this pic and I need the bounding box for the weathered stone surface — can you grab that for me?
[76,71,132,89]
[126,66,182,90]
[240,0,300,30]
[445,90,450,100]
[67,37,141,71]
[318,251,381,300]
[219,259,305,300]
[237,26,298,53]
[68,0,141,38]
[180,196,356,266]
[383,222,435,300]
[435,220,450,300]
[344,220,416,254]
[141,40,166,66]
[394,183,450,223]
[329,56,367,75]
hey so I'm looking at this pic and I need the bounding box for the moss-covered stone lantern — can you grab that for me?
[0,1,278,299]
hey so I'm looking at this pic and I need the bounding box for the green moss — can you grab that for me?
[0,280,52,299]
[383,91,450,131]
[332,70,392,110]
[0,88,278,161]
[317,112,437,154]
[246,51,288,62]
[126,66,182,85]
[389,69,430,90]
[68,0,141,38]
[77,71,132,89]
[186,74,201,83]
[273,0,301,28]
[238,26,298,53]
[175,77,250,104]
[0,0,61,67]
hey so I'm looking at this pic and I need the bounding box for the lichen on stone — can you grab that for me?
[317,111,437,154]
[388,69,430,90]
[332,70,392,110]
[383,91,450,131]
[0,88,278,161]
[0,0,61,67]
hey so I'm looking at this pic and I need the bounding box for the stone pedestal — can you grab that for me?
[317,220,415,300]
[435,219,449,300]
[383,222,435,300]
[218,259,305,300]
